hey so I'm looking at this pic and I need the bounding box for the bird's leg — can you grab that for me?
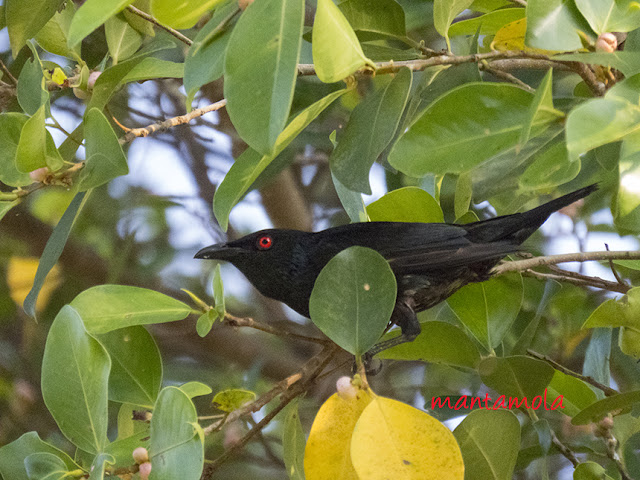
[364,299,421,362]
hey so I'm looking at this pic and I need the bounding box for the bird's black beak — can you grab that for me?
[194,243,236,260]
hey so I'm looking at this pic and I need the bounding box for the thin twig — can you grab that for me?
[126,5,193,46]
[550,429,580,467]
[224,312,330,345]
[605,244,628,286]
[0,59,18,85]
[493,250,640,275]
[480,63,535,93]
[527,349,618,397]
[120,99,227,143]
[604,430,633,480]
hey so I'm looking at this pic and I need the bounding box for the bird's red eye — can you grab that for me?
[257,235,273,250]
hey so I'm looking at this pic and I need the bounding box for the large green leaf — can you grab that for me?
[184,2,236,108]
[68,0,135,48]
[454,409,520,480]
[97,326,162,408]
[366,187,444,223]
[24,452,69,480]
[16,106,47,173]
[338,0,406,37]
[41,306,110,454]
[0,432,79,480]
[574,0,640,33]
[479,355,555,401]
[70,285,191,334]
[309,246,397,356]
[16,52,49,116]
[6,0,64,56]
[213,89,348,231]
[433,0,474,48]
[24,192,87,318]
[312,0,374,83]
[519,139,580,190]
[150,387,203,480]
[546,370,597,417]
[105,13,143,64]
[151,0,225,29]
[526,0,592,50]
[35,2,80,59]
[448,275,523,351]
[554,52,640,77]
[379,321,480,368]
[224,0,304,155]
[519,69,559,148]
[572,390,640,425]
[78,108,129,191]
[449,8,524,36]
[0,113,32,187]
[388,83,554,177]
[118,57,184,84]
[330,68,412,194]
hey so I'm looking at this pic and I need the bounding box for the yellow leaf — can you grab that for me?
[491,18,555,54]
[7,257,61,312]
[351,396,464,480]
[51,67,67,86]
[304,388,374,480]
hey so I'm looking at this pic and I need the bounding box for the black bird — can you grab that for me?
[195,184,597,357]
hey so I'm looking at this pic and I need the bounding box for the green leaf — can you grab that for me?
[573,462,616,480]
[118,57,184,83]
[448,275,523,350]
[16,51,49,115]
[389,83,554,177]
[282,399,305,480]
[213,88,348,231]
[68,0,135,48]
[366,186,444,223]
[582,288,640,329]
[0,432,79,480]
[97,326,162,408]
[179,381,213,399]
[24,192,87,318]
[184,3,235,108]
[616,132,640,233]
[379,321,481,368]
[70,285,192,334]
[554,52,640,77]
[24,452,68,480]
[574,0,640,33]
[87,453,115,480]
[78,108,129,191]
[105,13,143,64]
[519,69,557,148]
[449,8,524,36]
[525,0,593,51]
[6,0,64,57]
[546,370,597,417]
[519,139,581,190]
[454,172,472,219]
[309,246,397,356]
[35,2,81,59]
[213,263,225,318]
[196,310,218,337]
[312,0,374,83]
[150,0,226,29]
[15,105,63,173]
[453,409,520,480]
[479,355,555,401]
[0,200,20,222]
[150,387,204,480]
[224,0,303,155]
[212,388,256,412]
[572,390,640,425]
[433,0,474,49]
[330,68,412,194]
[0,113,32,187]
[583,328,611,394]
[332,172,369,223]
[41,305,110,453]
[338,0,406,37]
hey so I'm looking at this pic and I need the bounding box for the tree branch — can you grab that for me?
[493,251,640,275]
[125,5,193,46]
[223,312,329,345]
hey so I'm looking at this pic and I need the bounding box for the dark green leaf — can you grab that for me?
[213,89,348,231]
[331,68,412,194]
[41,306,110,453]
[78,108,129,191]
[0,113,31,187]
[453,409,520,480]
[572,390,640,425]
[35,2,81,59]
[449,8,524,36]
[309,246,397,356]
[97,326,162,407]
[24,192,87,318]
[338,0,406,37]
[0,432,78,480]
[519,139,580,190]
[16,54,49,116]
[479,355,555,401]
[212,389,256,412]
[583,328,611,396]
[70,285,191,334]
[68,0,135,48]
[332,172,369,223]
[379,321,480,368]
[224,0,304,154]
[526,0,592,50]
[105,13,143,64]
[6,0,64,56]
[519,69,557,148]
[433,0,474,48]
[24,452,68,480]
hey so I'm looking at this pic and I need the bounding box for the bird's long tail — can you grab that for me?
[465,183,598,244]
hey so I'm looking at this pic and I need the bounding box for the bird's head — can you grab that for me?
[194,229,314,314]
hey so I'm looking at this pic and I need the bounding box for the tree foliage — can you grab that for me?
[1,0,640,479]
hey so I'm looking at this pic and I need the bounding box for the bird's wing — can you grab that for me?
[384,241,518,274]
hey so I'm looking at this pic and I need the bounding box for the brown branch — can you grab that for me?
[550,429,579,467]
[493,251,640,275]
[605,244,628,287]
[125,5,193,46]
[521,268,630,294]
[120,99,227,143]
[604,429,633,480]
[0,59,18,85]
[527,349,618,397]
[480,63,535,93]
[223,312,329,345]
